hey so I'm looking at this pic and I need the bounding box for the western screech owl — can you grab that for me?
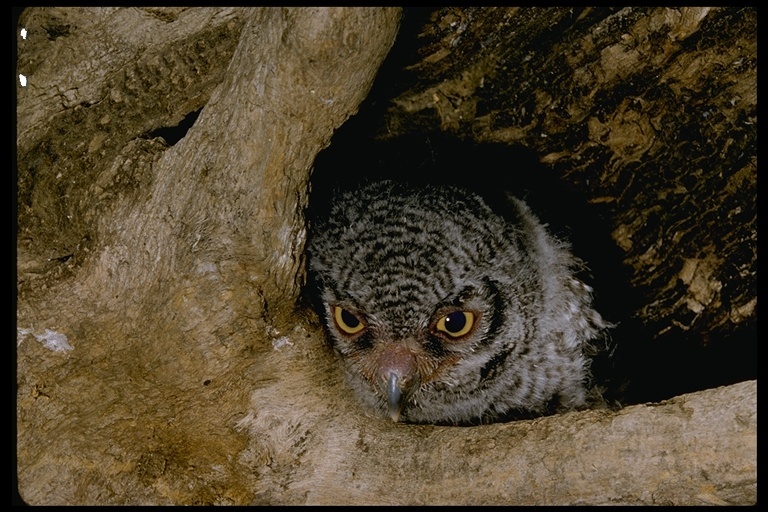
[307,179,609,425]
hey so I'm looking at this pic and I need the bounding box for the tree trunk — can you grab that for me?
[15,7,755,505]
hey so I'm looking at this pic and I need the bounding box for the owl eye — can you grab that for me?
[333,306,365,335]
[435,311,476,338]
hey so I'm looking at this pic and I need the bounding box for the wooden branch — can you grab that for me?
[235,344,756,506]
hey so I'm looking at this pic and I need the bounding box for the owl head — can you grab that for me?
[307,179,599,424]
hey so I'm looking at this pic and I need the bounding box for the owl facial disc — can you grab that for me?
[307,179,609,424]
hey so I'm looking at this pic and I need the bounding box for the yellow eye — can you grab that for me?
[333,306,365,335]
[435,311,475,338]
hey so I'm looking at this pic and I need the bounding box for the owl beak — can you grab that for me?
[385,370,419,422]
[387,372,404,422]
[377,343,419,422]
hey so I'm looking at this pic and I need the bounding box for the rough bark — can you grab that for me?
[15,7,755,505]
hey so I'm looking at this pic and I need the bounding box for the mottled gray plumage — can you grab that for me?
[307,180,608,425]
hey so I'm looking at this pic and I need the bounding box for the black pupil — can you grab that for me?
[341,309,360,328]
[444,312,466,333]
